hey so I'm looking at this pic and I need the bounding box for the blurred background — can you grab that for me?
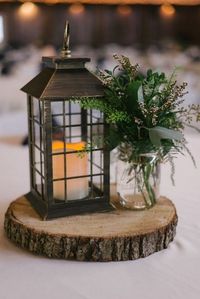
[0,0,200,138]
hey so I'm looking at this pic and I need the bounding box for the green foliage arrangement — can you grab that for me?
[75,55,200,164]
[73,54,200,206]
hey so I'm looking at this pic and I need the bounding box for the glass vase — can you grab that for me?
[117,153,160,210]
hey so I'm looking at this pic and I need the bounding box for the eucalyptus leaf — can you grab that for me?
[127,81,141,101]
[149,126,184,147]
[107,127,121,150]
[147,69,152,77]
[127,81,143,117]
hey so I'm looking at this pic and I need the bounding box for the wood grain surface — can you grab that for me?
[4,195,178,261]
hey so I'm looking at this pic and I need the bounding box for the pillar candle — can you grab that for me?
[52,141,88,201]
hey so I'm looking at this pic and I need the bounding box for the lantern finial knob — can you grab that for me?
[61,21,71,58]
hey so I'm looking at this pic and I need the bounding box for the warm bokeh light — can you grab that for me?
[68,3,85,15]
[160,3,176,17]
[117,5,132,16]
[18,2,39,20]
[3,1,200,5]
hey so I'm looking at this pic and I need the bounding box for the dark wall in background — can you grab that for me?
[0,4,200,49]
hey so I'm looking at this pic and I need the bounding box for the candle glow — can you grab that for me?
[52,141,88,201]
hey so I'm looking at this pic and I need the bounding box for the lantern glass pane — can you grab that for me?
[51,101,64,115]
[33,97,39,119]
[34,122,41,149]
[93,175,104,193]
[35,171,41,195]
[92,150,104,175]
[90,149,104,194]
[86,109,105,198]
[34,147,41,172]
[67,177,89,201]
[30,97,45,200]
[51,100,89,202]
[53,181,65,202]
[50,100,106,203]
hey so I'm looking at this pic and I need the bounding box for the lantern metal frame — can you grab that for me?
[21,54,113,220]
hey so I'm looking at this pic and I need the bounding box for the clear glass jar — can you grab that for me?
[117,153,160,210]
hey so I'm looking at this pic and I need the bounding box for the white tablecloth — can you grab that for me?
[0,133,200,299]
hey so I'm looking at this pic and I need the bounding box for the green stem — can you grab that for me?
[142,163,157,207]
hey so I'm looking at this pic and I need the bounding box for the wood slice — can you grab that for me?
[4,194,178,262]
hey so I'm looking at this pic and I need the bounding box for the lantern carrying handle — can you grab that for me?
[61,21,71,58]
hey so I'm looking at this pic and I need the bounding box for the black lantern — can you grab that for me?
[21,23,113,219]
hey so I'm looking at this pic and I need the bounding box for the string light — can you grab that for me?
[18,2,39,20]
[160,3,176,18]
[11,1,200,4]
[117,5,132,16]
[68,3,85,15]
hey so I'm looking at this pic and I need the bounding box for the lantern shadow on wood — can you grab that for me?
[21,24,113,220]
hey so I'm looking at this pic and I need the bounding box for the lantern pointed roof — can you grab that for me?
[21,56,104,100]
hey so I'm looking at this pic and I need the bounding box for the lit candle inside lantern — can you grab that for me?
[52,141,88,201]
